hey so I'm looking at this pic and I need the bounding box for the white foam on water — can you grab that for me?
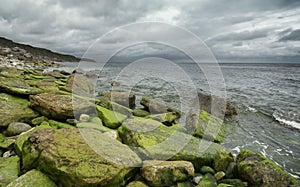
[273,112,300,130]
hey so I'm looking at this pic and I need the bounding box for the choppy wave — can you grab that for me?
[273,111,300,130]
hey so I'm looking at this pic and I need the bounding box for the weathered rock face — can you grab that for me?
[65,74,95,96]
[140,160,194,186]
[191,92,237,118]
[186,110,225,143]
[118,117,233,171]
[7,169,57,187]
[21,128,141,187]
[0,156,20,187]
[140,97,181,117]
[237,149,300,187]
[29,93,95,120]
[102,91,136,109]
[0,93,38,127]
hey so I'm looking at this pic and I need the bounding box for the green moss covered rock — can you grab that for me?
[21,128,141,186]
[213,149,234,172]
[126,181,149,187]
[186,110,225,143]
[0,156,20,187]
[118,117,232,171]
[141,160,194,186]
[0,93,38,127]
[147,112,179,126]
[133,108,150,117]
[197,173,217,187]
[29,93,95,120]
[237,149,300,187]
[7,169,57,187]
[96,105,127,129]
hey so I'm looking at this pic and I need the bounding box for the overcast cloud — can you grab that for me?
[0,0,299,62]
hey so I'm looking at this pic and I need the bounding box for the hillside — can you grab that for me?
[0,37,81,62]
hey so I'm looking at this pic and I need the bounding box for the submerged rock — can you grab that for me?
[7,169,57,187]
[118,117,233,171]
[21,128,141,186]
[0,93,37,127]
[29,93,95,120]
[141,160,194,186]
[237,149,300,187]
[0,156,20,187]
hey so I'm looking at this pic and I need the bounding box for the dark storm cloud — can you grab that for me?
[0,0,299,60]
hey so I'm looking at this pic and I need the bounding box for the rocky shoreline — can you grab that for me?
[0,65,299,187]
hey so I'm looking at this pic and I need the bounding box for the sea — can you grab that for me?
[52,61,300,178]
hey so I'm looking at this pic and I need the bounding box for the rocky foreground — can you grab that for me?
[0,67,299,187]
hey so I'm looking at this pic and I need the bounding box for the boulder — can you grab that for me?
[141,160,194,186]
[118,117,233,171]
[237,149,300,187]
[191,92,237,118]
[96,105,127,129]
[197,173,217,187]
[7,122,32,136]
[213,149,234,172]
[214,171,225,181]
[102,91,136,109]
[200,166,215,175]
[186,110,225,143]
[140,97,181,117]
[7,169,57,187]
[98,100,133,117]
[29,93,95,120]
[21,128,141,186]
[0,93,37,127]
[0,156,20,187]
[126,181,149,187]
[65,74,94,96]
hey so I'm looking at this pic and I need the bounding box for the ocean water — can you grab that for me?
[54,61,300,178]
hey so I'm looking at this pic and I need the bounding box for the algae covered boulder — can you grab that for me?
[197,173,217,187]
[186,110,225,143]
[97,105,127,129]
[29,92,95,120]
[0,93,38,127]
[21,128,141,186]
[237,149,300,187]
[140,97,181,117]
[141,160,194,186]
[118,117,233,171]
[0,156,20,187]
[7,169,57,187]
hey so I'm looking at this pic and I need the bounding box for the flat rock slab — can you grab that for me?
[29,93,95,120]
[0,93,37,127]
[22,128,141,187]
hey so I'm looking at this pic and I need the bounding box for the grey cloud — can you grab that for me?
[0,0,299,61]
[279,29,300,41]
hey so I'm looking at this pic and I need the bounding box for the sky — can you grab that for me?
[0,0,299,62]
